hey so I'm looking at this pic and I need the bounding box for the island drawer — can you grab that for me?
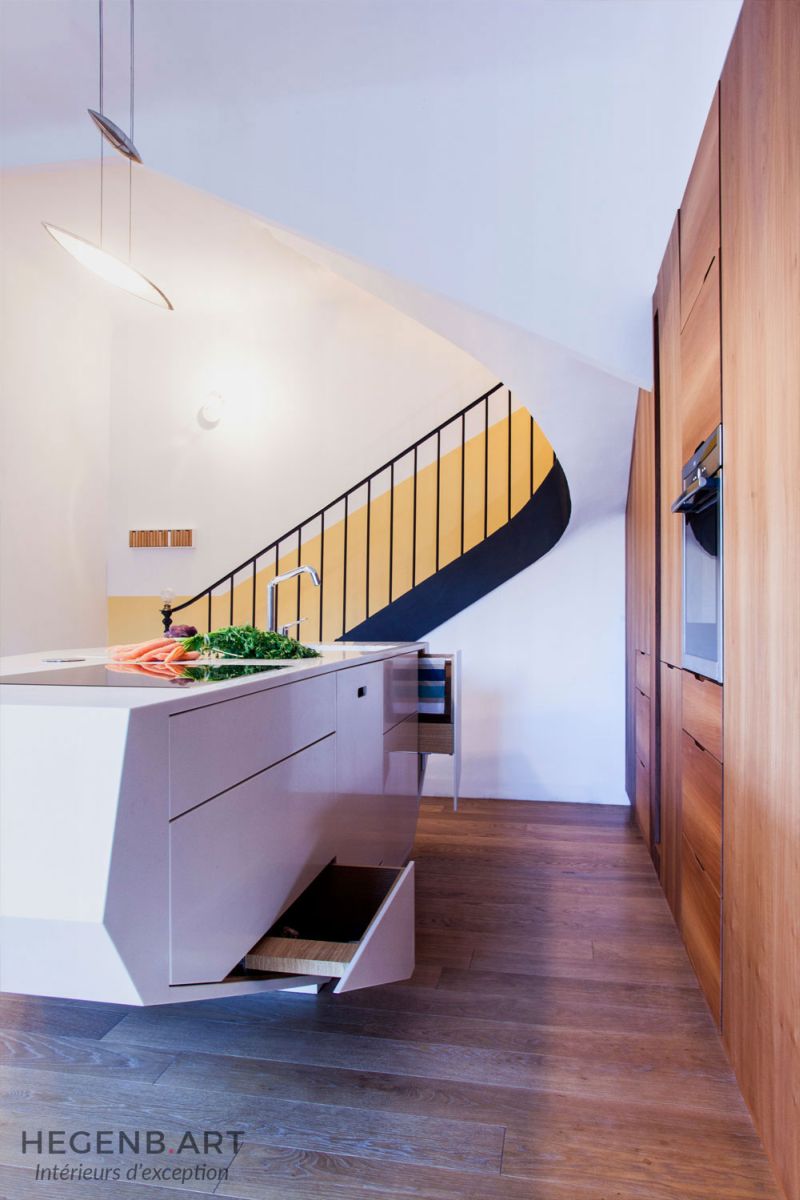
[169,672,336,818]
[169,734,338,985]
[383,652,419,733]
[244,861,415,993]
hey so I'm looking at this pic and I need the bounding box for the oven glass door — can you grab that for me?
[683,489,723,681]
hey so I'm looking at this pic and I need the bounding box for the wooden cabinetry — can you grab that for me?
[682,671,723,764]
[680,89,720,327]
[720,3,800,1195]
[625,390,656,850]
[680,831,721,1026]
[680,257,721,461]
[659,662,682,921]
[655,220,683,668]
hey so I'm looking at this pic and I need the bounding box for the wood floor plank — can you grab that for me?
[0,1066,504,1176]
[0,1029,173,1082]
[0,1166,215,1200]
[0,796,778,1199]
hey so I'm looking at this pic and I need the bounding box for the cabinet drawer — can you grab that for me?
[169,673,335,819]
[635,688,651,769]
[635,756,651,847]
[381,715,420,867]
[680,834,721,1026]
[245,861,415,993]
[681,731,722,892]
[680,90,720,326]
[680,258,721,462]
[682,670,723,761]
[169,735,338,984]
[383,653,419,733]
[635,651,651,697]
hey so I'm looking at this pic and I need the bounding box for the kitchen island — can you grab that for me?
[0,643,422,1005]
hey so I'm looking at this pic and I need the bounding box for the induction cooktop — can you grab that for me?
[0,662,292,688]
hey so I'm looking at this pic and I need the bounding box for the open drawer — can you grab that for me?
[244,862,414,993]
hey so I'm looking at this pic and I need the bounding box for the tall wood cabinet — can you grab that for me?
[720,4,800,1197]
[627,4,800,1196]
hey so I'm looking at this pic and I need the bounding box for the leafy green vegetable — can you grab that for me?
[182,625,321,661]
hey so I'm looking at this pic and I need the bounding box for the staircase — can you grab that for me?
[163,384,571,640]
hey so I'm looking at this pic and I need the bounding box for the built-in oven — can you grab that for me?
[672,425,723,683]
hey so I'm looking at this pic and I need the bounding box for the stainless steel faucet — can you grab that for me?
[267,565,321,634]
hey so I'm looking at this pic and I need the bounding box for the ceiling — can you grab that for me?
[0,0,742,383]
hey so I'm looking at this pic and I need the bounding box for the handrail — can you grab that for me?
[162,380,545,637]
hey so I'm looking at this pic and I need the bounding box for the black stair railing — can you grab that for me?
[162,382,550,639]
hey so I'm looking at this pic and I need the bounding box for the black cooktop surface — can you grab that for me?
[0,662,291,688]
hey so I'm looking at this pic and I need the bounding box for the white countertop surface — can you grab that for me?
[0,641,425,712]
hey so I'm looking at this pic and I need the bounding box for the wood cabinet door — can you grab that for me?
[681,258,722,463]
[681,731,723,894]
[656,221,683,668]
[680,88,720,327]
[659,663,682,921]
[681,833,721,1026]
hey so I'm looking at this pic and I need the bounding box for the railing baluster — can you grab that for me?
[365,479,371,619]
[251,560,256,626]
[507,388,512,523]
[296,527,302,629]
[484,395,489,541]
[530,415,535,497]
[229,574,234,625]
[388,463,395,605]
[412,446,418,588]
[435,429,441,571]
[460,412,466,556]
[163,381,505,628]
[319,511,325,641]
[342,495,349,637]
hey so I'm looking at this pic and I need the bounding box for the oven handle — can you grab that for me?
[671,468,720,514]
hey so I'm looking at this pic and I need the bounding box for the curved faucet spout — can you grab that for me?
[267,565,321,633]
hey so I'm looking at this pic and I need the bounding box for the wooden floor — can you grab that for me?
[0,799,781,1199]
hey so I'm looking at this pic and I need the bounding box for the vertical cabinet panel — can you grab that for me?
[659,662,682,921]
[657,220,683,668]
[680,89,720,327]
[681,257,722,462]
[721,3,800,1196]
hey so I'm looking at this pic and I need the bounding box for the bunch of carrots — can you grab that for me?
[107,637,202,674]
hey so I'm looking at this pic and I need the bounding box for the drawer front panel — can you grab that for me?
[381,715,420,868]
[384,652,419,733]
[635,688,651,769]
[681,731,723,892]
[170,673,336,818]
[244,861,416,995]
[635,651,651,697]
[681,833,721,1026]
[635,756,651,848]
[682,670,723,761]
[170,734,337,984]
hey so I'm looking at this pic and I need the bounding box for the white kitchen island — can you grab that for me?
[0,643,422,1005]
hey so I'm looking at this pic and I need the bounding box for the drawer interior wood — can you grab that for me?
[682,670,723,761]
[245,864,402,976]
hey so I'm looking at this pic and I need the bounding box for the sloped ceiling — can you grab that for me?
[1,0,740,384]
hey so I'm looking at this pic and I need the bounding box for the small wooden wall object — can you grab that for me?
[128,529,193,548]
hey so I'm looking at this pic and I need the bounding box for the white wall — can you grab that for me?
[424,515,627,805]
[104,167,495,599]
[0,166,112,654]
